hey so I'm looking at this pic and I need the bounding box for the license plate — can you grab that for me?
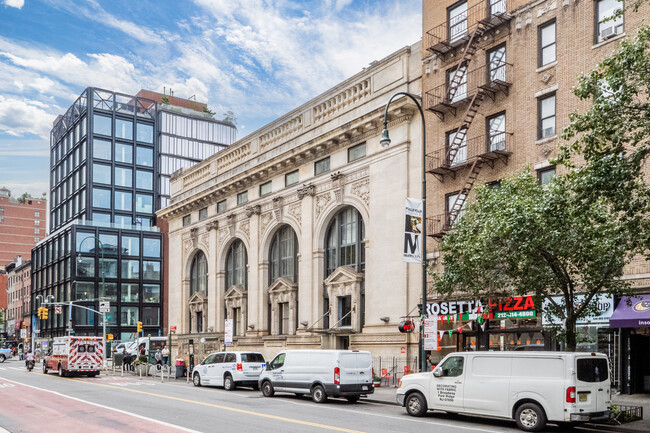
[250,366,259,370]
[579,393,588,402]
[362,386,368,391]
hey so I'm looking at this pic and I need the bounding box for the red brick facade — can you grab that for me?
[0,188,47,269]
[135,89,207,113]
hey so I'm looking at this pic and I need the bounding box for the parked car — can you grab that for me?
[396,351,611,432]
[112,341,137,356]
[192,351,265,390]
[0,347,12,363]
[258,350,374,403]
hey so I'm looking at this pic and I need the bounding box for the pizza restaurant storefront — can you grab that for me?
[427,295,617,369]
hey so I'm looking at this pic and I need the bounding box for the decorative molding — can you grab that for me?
[272,197,283,221]
[239,219,250,239]
[288,202,302,225]
[206,220,219,231]
[245,204,261,218]
[226,214,236,237]
[315,192,332,219]
[218,227,230,242]
[541,72,553,84]
[260,212,273,233]
[350,178,370,207]
[183,239,193,255]
[182,165,211,189]
[217,142,251,171]
[199,233,210,252]
[260,115,303,150]
[313,78,371,124]
[297,183,316,200]
[331,172,346,205]
[541,145,553,157]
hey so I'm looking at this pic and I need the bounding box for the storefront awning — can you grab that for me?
[609,295,650,328]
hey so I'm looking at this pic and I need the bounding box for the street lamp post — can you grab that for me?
[76,235,107,368]
[380,92,428,373]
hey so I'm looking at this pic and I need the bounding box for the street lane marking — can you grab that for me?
[282,399,513,433]
[0,377,201,433]
[8,367,22,371]
[44,375,365,433]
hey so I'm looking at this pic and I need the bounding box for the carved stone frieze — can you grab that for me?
[245,204,261,218]
[541,72,553,84]
[315,192,332,219]
[239,219,250,239]
[288,202,302,225]
[331,172,345,205]
[218,227,230,242]
[199,233,210,252]
[272,197,283,221]
[206,220,219,231]
[226,214,236,237]
[297,183,315,199]
[351,178,370,206]
[260,212,273,233]
[183,239,193,255]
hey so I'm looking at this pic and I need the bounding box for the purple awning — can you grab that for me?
[609,295,650,328]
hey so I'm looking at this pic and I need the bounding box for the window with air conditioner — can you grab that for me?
[538,93,556,139]
[596,0,624,43]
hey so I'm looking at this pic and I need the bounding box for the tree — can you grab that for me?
[203,105,215,117]
[16,192,30,204]
[223,110,237,125]
[432,171,635,351]
[160,95,170,105]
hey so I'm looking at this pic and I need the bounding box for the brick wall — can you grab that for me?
[0,195,47,267]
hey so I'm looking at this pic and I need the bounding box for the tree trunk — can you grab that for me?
[565,315,577,352]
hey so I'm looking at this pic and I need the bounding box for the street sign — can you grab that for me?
[54,306,62,314]
[20,329,26,339]
[224,319,233,345]
[99,301,110,313]
[423,317,438,351]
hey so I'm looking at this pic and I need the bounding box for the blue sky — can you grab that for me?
[0,0,422,198]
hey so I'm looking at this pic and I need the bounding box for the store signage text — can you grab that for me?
[494,310,537,319]
[426,296,536,316]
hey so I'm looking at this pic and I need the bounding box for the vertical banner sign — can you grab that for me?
[224,319,233,345]
[404,198,423,263]
[423,317,438,351]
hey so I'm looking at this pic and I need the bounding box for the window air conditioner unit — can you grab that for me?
[542,127,555,138]
[600,26,617,40]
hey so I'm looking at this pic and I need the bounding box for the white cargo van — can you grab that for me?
[396,351,610,432]
[258,350,374,403]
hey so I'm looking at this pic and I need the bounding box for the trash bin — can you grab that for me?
[175,358,186,378]
[113,353,124,368]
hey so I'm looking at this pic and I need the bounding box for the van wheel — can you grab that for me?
[405,392,427,417]
[311,385,328,404]
[261,381,274,397]
[58,365,65,377]
[193,373,201,387]
[224,375,235,391]
[346,396,360,403]
[0,355,5,363]
[515,403,546,432]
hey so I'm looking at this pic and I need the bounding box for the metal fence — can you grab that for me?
[372,356,419,387]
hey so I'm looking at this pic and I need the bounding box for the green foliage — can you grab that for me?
[16,192,30,203]
[222,110,237,125]
[160,95,170,105]
[432,171,633,351]
[203,105,215,116]
[0,310,4,325]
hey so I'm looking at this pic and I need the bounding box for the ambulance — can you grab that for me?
[43,336,104,377]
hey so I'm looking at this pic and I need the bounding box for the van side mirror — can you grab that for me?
[433,367,442,378]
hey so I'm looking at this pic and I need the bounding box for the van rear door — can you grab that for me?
[575,355,610,413]
[339,352,373,392]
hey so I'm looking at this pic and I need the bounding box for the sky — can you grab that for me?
[0,0,422,198]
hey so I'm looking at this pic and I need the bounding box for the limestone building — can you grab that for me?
[158,42,424,360]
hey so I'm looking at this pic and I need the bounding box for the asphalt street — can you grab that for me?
[0,359,615,433]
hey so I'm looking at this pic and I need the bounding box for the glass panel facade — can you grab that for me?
[121,260,140,279]
[136,146,153,167]
[143,237,160,257]
[135,194,153,213]
[76,257,95,277]
[93,114,112,136]
[143,284,160,303]
[75,282,95,300]
[121,307,139,326]
[115,118,133,140]
[121,283,139,302]
[99,258,118,278]
[136,122,153,143]
[93,188,111,209]
[93,139,112,160]
[122,236,139,256]
[99,282,118,301]
[136,170,153,190]
[115,143,133,163]
[115,191,132,211]
[98,233,118,254]
[142,307,160,326]
[93,163,111,184]
[115,167,133,187]
[143,261,161,280]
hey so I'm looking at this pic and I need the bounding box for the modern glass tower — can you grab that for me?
[32,88,236,342]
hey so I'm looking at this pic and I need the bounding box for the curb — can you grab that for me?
[365,397,399,406]
[583,422,648,433]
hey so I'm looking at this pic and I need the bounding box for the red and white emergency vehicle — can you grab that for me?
[43,336,104,377]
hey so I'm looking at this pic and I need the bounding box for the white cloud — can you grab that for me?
[0,95,57,138]
[4,0,24,9]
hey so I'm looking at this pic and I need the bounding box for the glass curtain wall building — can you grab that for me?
[157,107,237,209]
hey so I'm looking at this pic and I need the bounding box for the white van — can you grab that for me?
[259,350,374,403]
[192,351,266,390]
[135,336,167,355]
[396,351,610,432]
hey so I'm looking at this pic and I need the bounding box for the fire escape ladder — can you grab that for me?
[444,90,486,166]
[445,23,487,103]
[448,157,484,227]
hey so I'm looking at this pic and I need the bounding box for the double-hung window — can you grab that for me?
[487,112,506,151]
[448,1,468,43]
[538,93,556,139]
[595,0,624,43]
[538,20,556,67]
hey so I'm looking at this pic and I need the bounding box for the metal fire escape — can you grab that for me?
[425,0,512,237]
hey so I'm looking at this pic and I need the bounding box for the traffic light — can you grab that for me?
[107,334,114,340]
[42,308,48,320]
[37,307,43,319]
[137,321,143,333]
[398,320,415,333]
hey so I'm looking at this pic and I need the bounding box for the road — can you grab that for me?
[0,359,611,433]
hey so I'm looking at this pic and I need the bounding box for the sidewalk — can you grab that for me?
[365,386,650,432]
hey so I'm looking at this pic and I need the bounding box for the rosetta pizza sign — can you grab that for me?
[427,296,536,319]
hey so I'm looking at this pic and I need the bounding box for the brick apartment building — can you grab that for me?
[0,187,47,269]
[422,0,650,393]
[0,270,7,337]
[5,257,31,342]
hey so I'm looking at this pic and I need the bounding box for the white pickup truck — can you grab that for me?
[0,347,12,363]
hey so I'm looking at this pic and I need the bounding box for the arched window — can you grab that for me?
[325,206,365,276]
[269,225,299,284]
[190,251,207,294]
[225,240,247,289]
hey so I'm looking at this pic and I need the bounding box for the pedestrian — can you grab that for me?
[161,344,170,366]
[426,353,433,371]
[154,349,162,369]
